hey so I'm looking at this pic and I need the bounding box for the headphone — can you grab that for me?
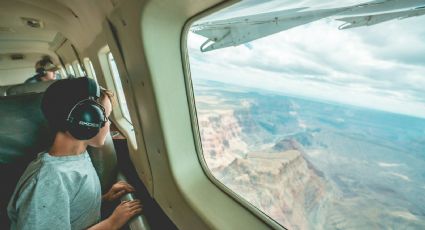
[36,58,54,75]
[34,60,51,81]
[36,67,47,76]
[65,78,108,140]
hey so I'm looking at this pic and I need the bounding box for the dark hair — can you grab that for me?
[41,78,114,134]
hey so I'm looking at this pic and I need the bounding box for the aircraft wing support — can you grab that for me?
[337,6,425,29]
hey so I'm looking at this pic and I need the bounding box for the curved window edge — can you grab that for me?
[97,46,138,150]
[180,8,285,230]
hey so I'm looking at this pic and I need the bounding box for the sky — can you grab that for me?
[187,0,425,118]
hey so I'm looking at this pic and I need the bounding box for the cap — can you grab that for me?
[35,58,59,72]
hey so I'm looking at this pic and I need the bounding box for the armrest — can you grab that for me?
[117,173,151,230]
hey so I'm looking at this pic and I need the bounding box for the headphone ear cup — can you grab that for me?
[36,67,46,75]
[67,101,105,140]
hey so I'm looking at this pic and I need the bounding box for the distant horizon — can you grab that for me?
[193,78,425,120]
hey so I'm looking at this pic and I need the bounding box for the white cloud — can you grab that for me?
[187,4,425,118]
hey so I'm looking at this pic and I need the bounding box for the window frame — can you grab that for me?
[97,46,137,149]
[65,64,76,77]
[181,5,285,230]
[83,57,97,82]
[72,60,84,77]
[106,52,132,123]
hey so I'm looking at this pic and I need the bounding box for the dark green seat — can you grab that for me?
[6,81,55,96]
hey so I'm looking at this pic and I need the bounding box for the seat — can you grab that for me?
[0,85,11,96]
[0,92,118,227]
[6,81,55,96]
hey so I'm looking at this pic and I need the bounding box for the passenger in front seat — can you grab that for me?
[7,78,142,230]
[24,56,59,83]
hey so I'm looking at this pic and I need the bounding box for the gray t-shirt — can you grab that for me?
[7,151,102,230]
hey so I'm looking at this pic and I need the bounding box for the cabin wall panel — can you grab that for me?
[100,16,152,190]
[56,41,77,67]
[110,0,272,229]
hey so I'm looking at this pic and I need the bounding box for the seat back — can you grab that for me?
[6,81,55,96]
[0,93,51,226]
[0,92,117,227]
[0,93,52,163]
[0,85,9,96]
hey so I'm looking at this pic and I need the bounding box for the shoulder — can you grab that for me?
[38,162,85,186]
[13,158,88,197]
[38,153,96,190]
[14,160,72,194]
[24,75,40,84]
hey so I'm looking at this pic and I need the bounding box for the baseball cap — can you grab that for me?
[35,57,59,72]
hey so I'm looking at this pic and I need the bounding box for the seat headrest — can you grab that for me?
[0,93,53,163]
[6,81,55,96]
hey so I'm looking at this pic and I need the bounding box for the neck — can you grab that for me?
[49,131,87,156]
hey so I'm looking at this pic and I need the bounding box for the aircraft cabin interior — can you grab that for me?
[1,0,424,229]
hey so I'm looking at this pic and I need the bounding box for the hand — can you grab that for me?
[107,200,142,230]
[102,181,135,202]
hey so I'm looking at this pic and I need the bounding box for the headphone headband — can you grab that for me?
[86,77,100,99]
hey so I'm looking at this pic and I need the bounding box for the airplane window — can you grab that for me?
[77,63,84,76]
[65,64,76,77]
[186,0,425,229]
[73,61,84,77]
[84,58,97,82]
[107,52,131,122]
[54,68,64,80]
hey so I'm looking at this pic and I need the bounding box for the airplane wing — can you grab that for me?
[337,6,425,29]
[191,7,348,52]
[192,0,425,52]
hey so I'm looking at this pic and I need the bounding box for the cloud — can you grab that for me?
[354,16,425,66]
[187,3,425,118]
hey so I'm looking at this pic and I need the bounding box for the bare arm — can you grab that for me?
[88,200,142,230]
[87,218,116,230]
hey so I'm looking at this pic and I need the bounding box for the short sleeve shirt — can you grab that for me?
[7,151,102,230]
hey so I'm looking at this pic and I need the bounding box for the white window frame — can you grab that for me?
[84,58,97,82]
[65,64,75,77]
[72,60,84,77]
[98,46,137,149]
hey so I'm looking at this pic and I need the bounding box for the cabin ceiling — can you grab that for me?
[0,0,114,64]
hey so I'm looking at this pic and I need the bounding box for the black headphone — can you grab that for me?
[35,59,54,80]
[36,67,47,76]
[65,78,108,140]
[36,58,54,75]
